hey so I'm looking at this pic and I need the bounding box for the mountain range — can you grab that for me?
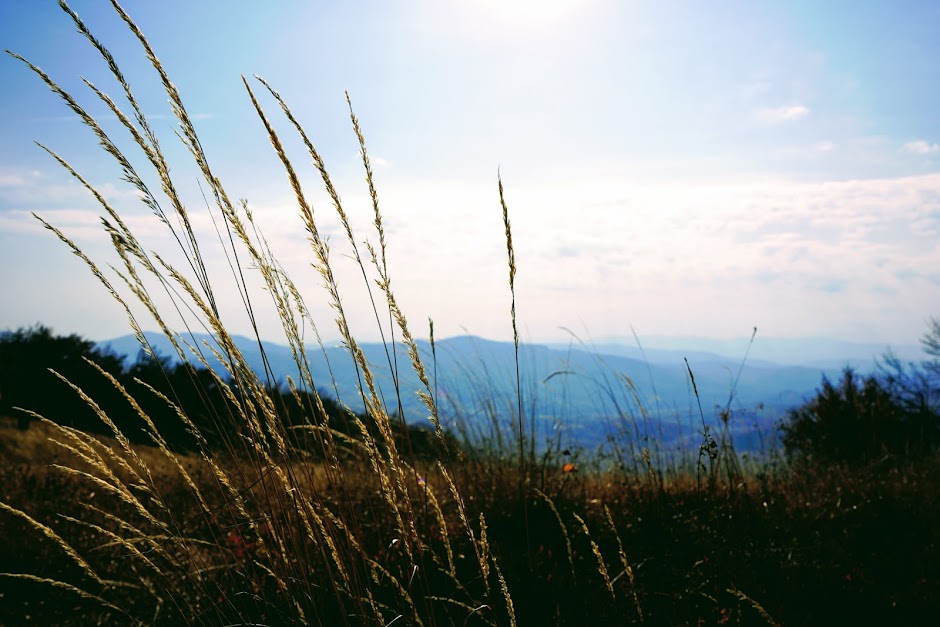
[97,332,924,451]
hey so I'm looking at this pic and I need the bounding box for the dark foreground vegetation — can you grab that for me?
[2,416,939,626]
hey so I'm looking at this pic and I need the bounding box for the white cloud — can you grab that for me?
[7,165,940,345]
[0,168,40,187]
[0,174,27,187]
[816,141,835,152]
[902,140,940,155]
[455,172,940,340]
[757,104,810,122]
[372,156,390,167]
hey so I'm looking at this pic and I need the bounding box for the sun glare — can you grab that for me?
[471,0,585,29]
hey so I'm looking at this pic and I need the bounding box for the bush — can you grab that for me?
[781,367,940,466]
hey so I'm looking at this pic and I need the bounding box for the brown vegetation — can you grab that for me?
[2,417,939,625]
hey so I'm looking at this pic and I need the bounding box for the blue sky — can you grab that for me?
[1,0,939,347]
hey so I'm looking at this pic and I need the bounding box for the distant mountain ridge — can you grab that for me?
[97,332,919,449]
[579,335,922,370]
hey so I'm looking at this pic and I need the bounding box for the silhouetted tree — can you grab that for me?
[0,324,124,430]
[878,353,940,448]
[921,316,940,383]
[0,326,224,448]
[922,316,940,357]
[871,316,940,455]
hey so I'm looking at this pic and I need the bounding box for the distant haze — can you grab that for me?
[95,334,913,450]
[584,335,924,370]
[98,331,924,449]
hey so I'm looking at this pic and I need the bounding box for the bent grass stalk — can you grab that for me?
[573,513,615,600]
[605,504,643,623]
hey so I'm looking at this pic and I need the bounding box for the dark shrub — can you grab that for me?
[781,367,939,466]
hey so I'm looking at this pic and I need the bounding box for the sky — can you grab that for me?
[1,0,939,349]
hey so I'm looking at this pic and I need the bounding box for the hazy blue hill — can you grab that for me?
[586,335,922,370]
[96,332,864,450]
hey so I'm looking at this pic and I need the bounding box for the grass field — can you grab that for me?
[3,2,939,624]
[2,416,938,625]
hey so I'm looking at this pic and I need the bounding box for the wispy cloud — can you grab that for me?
[902,140,940,155]
[0,207,167,240]
[0,168,40,187]
[816,141,836,152]
[757,104,810,122]
[0,174,28,187]
[0,170,142,208]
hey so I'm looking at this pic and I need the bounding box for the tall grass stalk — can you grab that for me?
[498,174,531,557]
